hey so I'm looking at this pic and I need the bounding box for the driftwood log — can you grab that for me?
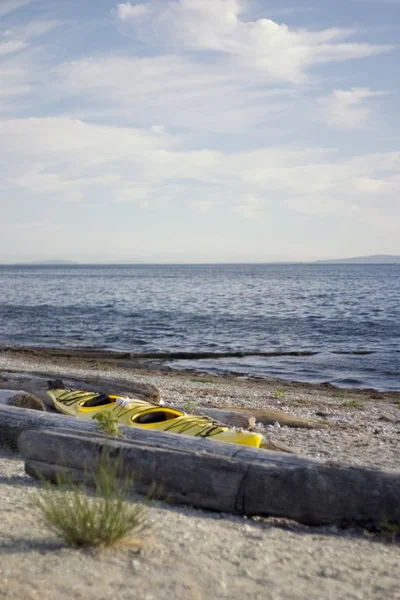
[0,403,286,452]
[19,427,400,527]
[172,404,329,429]
[0,374,160,407]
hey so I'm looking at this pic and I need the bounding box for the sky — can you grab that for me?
[0,0,399,263]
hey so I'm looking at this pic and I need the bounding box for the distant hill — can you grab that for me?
[316,255,400,264]
[30,260,78,265]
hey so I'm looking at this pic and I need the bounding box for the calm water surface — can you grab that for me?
[0,264,399,391]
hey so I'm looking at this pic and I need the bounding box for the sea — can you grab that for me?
[0,263,399,392]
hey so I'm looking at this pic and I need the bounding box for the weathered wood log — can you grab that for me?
[222,406,330,428]
[172,404,330,429]
[20,427,400,526]
[0,404,286,454]
[0,371,160,406]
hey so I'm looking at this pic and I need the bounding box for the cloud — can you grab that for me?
[53,54,296,137]
[116,2,150,19]
[0,20,60,58]
[0,49,45,113]
[0,2,398,260]
[115,0,392,83]
[0,14,64,112]
[232,194,263,219]
[0,39,28,56]
[283,151,400,231]
[0,0,31,18]
[0,117,163,202]
[318,87,387,129]
[1,117,399,227]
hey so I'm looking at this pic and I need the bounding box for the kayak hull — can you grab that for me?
[47,389,262,448]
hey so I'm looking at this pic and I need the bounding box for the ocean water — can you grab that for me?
[0,263,399,391]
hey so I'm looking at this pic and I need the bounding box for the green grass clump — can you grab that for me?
[92,411,125,437]
[379,519,400,542]
[183,399,198,414]
[190,376,215,384]
[34,453,149,548]
[0,438,18,452]
[94,362,107,371]
[342,400,364,410]
[273,389,286,398]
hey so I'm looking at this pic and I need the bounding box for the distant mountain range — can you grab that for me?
[6,255,400,265]
[30,260,78,265]
[316,255,400,264]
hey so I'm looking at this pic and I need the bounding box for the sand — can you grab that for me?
[1,348,400,599]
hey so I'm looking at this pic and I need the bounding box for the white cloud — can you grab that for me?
[233,194,263,219]
[115,0,392,83]
[191,200,213,215]
[53,55,293,134]
[1,19,61,50]
[0,49,45,112]
[283,151,400,230]
[0,16,63,111]
[0,0,31,18]
[0,2,398,260]
[116,2,150,20]
[318,87,387,129]
[0,117,399,229]
[0,39,27,56]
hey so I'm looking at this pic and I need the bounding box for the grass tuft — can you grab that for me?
[94,362,107,371]
[189,376,215,384]
[183,399,198,414]
[34,452,150,548]
[342,400,364,410]
[379,519,400,543]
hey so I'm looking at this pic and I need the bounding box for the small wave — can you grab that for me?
[130,350,320,360]
[332,350,374,355]
[335,377,364,386]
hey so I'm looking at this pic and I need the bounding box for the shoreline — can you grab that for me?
[2,344,400,399]
[1,344,400,470]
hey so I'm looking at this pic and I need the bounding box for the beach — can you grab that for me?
[1,347,400,599]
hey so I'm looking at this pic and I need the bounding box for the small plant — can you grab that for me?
[34,452,150,548]
[393,399,400,408]
[0,438,18,452]
[333,390,347,399]
[190,376,215,384]
[92,411,125,438]
[379,519,400,542]
[94,362,107,371]
[342,400,364,410]
[183,399,198,414]
[273,389,286,398]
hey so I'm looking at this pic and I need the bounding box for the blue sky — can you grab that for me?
[0,0,399,263]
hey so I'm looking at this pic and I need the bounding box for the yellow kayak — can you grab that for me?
[47,389,262,448]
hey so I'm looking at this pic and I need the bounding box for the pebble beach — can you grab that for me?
[1,347,400,599]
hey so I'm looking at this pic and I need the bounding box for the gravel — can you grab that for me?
[1,349,400,599]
